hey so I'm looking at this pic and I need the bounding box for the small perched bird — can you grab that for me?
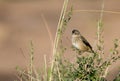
[72,29,94,53]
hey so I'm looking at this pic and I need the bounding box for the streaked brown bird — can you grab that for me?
[72,29,94,53]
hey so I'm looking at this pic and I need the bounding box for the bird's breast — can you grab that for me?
[72,37,89,51]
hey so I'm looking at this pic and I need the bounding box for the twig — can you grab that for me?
[29,41,34,81]
[49,0,69,81]
[41,14,54,48]
[74,10,120,15]
[97,0,105,59]
[44,54,47,81]
[103,66,109,78]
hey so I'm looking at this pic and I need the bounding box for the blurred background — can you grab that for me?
[0,0,120,81]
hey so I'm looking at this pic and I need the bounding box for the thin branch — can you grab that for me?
[30,41,34,81]
[103,66,109,78]
[44,54,47,81]
[98,0,104,45]
[74,10,120,15]
[41,14,54,48]
[49,0,69,81]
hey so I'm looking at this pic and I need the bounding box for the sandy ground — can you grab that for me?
[0,0,120,81]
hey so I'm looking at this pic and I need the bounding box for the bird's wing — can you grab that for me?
[80,36,92,49]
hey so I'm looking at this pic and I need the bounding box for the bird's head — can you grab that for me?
[72,29,81,37]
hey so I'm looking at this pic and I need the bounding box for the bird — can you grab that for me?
[72,29,94,53]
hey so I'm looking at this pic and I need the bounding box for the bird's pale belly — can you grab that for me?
[72,40,89,51]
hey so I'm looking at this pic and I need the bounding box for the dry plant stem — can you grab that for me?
[56,61,62,81]
[97,0,109,79]
[44,55,47,81]
[33,67,40,81]
[98,0,104,57]
[103,66,109,78]
[98,0,105,80]
[20,48,27,63]
[49,0,69,81]
[29,41,34,81]
[73,10,120,15]
[41,14,54,48]
[18,69,39,81]
[98,0,104,45]
[15,73,23,81]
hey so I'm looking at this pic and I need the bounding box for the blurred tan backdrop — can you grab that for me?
[0,0,120,81]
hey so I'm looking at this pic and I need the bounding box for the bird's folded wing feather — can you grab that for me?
[81,36,92,49]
